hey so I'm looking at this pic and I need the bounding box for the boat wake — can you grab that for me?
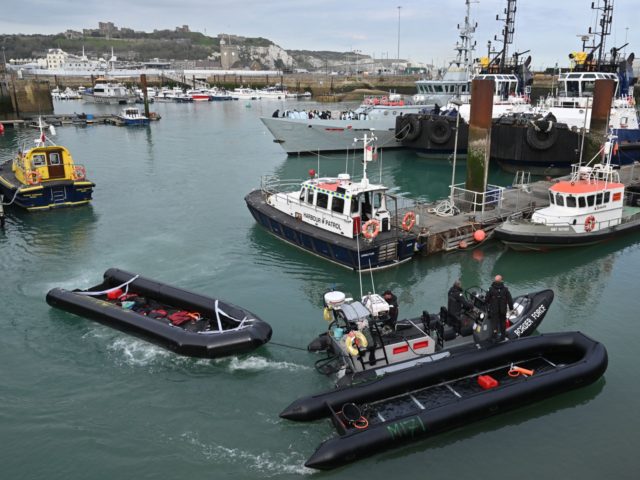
[180,432,313,476]
[221,356,312,373]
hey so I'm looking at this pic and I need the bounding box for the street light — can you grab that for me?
[397,6,402,74]
[449,98,464,208]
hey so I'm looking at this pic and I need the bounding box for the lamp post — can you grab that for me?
[449,98,464,207]
[397,6,402,74]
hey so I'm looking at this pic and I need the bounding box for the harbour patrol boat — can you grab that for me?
[245,134,417,271]
[0,121,94,211]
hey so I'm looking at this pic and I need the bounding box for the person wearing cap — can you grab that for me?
[484,275,514,342]
[447,280,473,332]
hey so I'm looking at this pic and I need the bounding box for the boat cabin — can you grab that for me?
[12,144,85,185]
[471,73,525,103]
[271,173,393,239]
[532,161,625,233]
[552,72,623,108]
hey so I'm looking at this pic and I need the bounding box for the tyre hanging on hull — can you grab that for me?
[526,119,559,150]
[403,115,422,141]
[427,118,452,144]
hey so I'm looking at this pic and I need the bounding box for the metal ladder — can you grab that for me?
[51,187,66,203]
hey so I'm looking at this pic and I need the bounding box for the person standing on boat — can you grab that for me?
[382,290,398,326]
[484,275,514,342]
[447,280,472,332]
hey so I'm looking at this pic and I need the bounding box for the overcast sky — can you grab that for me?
[1,0,637,69]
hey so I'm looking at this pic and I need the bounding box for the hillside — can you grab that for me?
[0,28,368,71]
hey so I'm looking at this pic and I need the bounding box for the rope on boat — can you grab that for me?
[75,275,140,296]
[1,189,21,206]
[268,341,309,352]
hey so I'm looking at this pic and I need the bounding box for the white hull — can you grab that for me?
[82,93,135,105]
[261,116,407,154]
[261,104,427,154]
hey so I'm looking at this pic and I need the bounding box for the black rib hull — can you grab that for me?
[295,332,607,470]
[46,268,272,358]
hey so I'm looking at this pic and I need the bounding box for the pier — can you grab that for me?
[393,163,640,255]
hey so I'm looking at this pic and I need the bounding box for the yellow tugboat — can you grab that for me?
[0,120,94,211]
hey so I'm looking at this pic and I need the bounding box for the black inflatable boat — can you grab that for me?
[309,288,554,387]
[46,268,272,358]
[281,332,608,470]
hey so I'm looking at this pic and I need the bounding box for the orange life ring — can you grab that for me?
[362,219,380,239]
[72,165,86,180]
[26,170,42,185]
[402,211,416,231]
[584,215,596,232]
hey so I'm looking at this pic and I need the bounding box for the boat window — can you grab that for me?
[595,193,603,205]
[556,193,565,206]
[372,192,383,209]
[331,196,345,214]
[604,191,610,203]
[566,81,580,96]
[31,154,46,167]
[316,192,329,209]
[582,80,596,97]
[566,195,577,208]
[578,196,586,208]
[48,152,61,166]
[548,192,555,204]
[587,195,595,206]
[299,188,306,202]
[306,189,314,204]
[351,196,359,213]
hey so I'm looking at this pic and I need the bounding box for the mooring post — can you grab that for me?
[581,79,615,163]
[465,79,495,210]
[140,74,150,118]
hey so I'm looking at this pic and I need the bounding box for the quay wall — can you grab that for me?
[0,79,53,120]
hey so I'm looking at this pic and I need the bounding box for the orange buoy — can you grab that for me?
[459,240,468,249]
[473,229,486,242]
[0,123,5,134]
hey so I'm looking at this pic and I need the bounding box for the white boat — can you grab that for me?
[245,134,418,271]
[82,82,136,105]
[186,89,211,102]
[258,85,290,99]
[116,107,150,126]
[260,0,478,154]
[230,87,262,100]
[494,136,640,250]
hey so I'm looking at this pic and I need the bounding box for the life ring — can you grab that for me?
[26,170,42,185]
[525,121,558,150]
[402,211,416,231]
[72,165,86,180]
[427,118,452,144]
[362,219,380,239]
[345,331,368,356]
[584,215,596,232]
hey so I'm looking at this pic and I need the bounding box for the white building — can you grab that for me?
[46,48,68,69]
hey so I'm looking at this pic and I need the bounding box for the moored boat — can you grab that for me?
[309,286,554,387]
[494,136,640,250]
[46,268,272,358]
[81,82,136,105]
[245,134,417,271]
[116,107,150,126]
[283,331,608,470]
[0,120,94,211]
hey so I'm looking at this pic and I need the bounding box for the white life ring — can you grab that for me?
[345,331,368,356]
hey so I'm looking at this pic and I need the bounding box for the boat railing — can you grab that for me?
[261,175,302,195]
[532,216,622,230]
[448,184,506,216]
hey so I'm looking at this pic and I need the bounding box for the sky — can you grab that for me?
[0,0,637,70]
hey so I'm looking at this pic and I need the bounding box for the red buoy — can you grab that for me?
[0,123,5,134]
[473,229,486,242]
[308,169,316,178]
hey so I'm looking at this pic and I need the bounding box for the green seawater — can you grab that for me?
[0,99,638,479]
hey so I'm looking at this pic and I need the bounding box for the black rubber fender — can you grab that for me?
[404,115,422,141]
[427,118,452,144]
[525,121,559,150]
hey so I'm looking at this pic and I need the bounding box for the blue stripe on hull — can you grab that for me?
[0,184,93,210]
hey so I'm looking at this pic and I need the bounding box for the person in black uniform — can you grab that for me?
[484,275,514,342]
[447,280,473,332]
[382,290,398,326]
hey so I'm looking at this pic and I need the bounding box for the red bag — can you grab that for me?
[168,311,193,325]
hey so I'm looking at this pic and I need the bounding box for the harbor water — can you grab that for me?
[1,98,638,479]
